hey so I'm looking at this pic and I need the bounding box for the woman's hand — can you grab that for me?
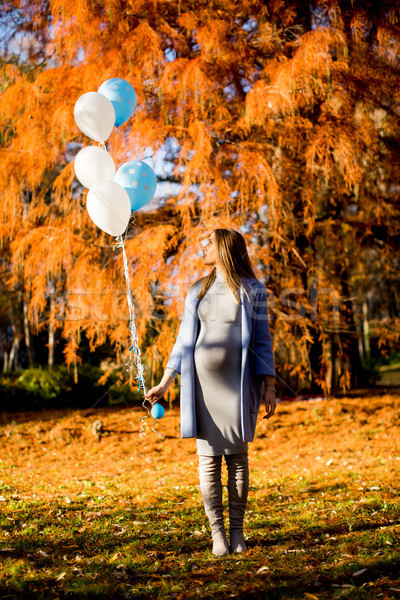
[262,388,277,420]
[145,372,174,406]
[145,384,167,405]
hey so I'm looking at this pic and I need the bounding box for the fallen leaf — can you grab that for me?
[109,552,120,563]
[256,566,269,574]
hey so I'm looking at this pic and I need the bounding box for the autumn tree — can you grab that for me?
[1,0,400,398]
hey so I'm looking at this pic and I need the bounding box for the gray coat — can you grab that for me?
[166,277,275,441]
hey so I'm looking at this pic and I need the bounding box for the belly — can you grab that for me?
[194,322,241,374]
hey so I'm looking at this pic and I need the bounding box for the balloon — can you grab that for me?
[74,146,116,189]
[114,160,157,211]
[98,78,136,127]
[74,92,115,142]
[86,180,131,236]
[151,403,165,419]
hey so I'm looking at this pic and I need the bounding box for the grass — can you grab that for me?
[0,394,399,599]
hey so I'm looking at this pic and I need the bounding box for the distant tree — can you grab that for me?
[1,0,399,396]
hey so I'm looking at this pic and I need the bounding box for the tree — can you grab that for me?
[1,0,400,397]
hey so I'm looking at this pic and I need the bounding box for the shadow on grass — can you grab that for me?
[251,517,398,539]
[1,497,399,600]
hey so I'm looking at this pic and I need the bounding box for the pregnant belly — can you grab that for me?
[194,327,241,374]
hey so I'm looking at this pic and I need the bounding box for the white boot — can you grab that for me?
[226,452,249,553]
[198,455,229,557]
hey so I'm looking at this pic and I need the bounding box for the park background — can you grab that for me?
[0,1,399,599]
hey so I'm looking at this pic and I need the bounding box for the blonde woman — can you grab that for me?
[146,228,276,557]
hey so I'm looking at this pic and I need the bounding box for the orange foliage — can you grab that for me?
[1,0,400,397]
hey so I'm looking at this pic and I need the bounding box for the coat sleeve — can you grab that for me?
[252,284,275,377]
[165,311,186,374]
[165,286,197,374]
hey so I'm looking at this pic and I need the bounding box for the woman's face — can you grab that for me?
[202,232,218,266]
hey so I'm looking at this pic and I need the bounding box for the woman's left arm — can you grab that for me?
[252,285,277,419]
[252,285,275,377]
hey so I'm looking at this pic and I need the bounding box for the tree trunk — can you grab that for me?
[324,335,333,397]
[356,302,364,364]
[362,300,371,362]
[23,293,34,367]
[8,333,20,371]
[332,332,341,389]
[48,285,55,369]
[342,280,366,389]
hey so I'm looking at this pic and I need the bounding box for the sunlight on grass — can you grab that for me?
[0,395,399,598]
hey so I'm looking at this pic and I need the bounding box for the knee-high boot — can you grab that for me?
[198,455,229,557]
[226,452,249,553]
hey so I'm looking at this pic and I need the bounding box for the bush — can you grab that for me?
[17,367,72,401]
[0,365,143,412]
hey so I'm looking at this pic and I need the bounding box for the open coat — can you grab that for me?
[166,277,275,442]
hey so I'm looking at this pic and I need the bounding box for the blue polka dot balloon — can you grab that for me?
[115,160,157,211]
[98,78,136,127]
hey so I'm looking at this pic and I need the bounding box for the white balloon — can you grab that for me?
[74,92,115,142]
[87,181,131,236]
[74,146,116,189]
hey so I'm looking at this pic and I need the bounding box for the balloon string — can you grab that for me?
[114,128,119,170]
[151,418,163,438]
[114,231,162,439]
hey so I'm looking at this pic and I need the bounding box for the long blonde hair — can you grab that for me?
[191,228,258,302]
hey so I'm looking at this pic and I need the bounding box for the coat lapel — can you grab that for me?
[240,279,256,351]
[239,279,257,441]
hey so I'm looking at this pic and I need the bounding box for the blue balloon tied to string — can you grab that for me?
[98,78,136,127]
[151,403,165,420]
[115,160,157,211]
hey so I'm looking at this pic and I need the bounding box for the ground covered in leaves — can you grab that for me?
[0,394,399,599]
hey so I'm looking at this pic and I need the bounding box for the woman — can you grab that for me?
[145,228,276,557]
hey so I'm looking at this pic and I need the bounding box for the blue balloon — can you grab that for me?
[98,78,136,127]
[151,403,165,419]
[115,160,157,211]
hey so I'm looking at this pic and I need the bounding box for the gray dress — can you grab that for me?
[166,268,248,456]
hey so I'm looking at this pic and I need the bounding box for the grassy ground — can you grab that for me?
[0,394,399,599]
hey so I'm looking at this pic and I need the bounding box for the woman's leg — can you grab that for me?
[226,451,249,553]
[198,454,229,557]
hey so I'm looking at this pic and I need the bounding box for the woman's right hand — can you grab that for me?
[145,372,175,405]
[145,383,167,405]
